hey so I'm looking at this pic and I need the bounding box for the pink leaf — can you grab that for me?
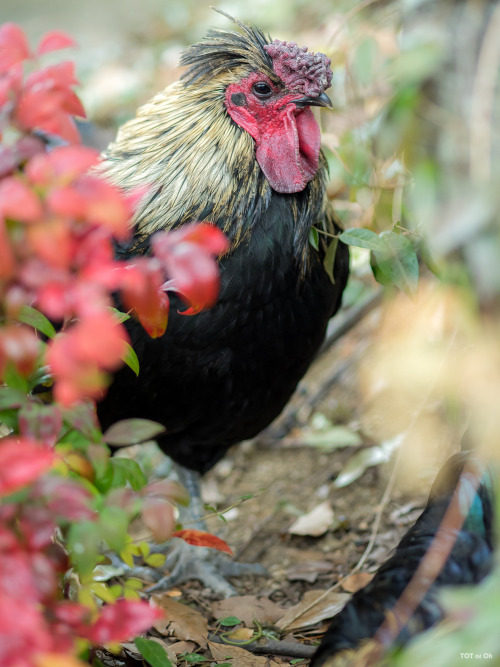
[0,218,16,279]
[83,599,163,644]
[0,23,31,74]
[0,438,55,496]
[26,145,99,184]
[37,30,76,56]
[142,496,175,542]
[0,177,43,223]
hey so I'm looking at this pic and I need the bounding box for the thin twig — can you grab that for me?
[208,634,316,659]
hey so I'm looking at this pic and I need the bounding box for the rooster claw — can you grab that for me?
[144,537,266,597]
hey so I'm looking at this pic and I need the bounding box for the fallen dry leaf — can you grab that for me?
[208,641,281,666]
[152,594,208,648]
[227,627,255,641]
[169,640,196,655]
[339,572,374,593]
[286,559,334,583]
[277,589,350,631]
[288,501,335,537]
[212,595,284,627]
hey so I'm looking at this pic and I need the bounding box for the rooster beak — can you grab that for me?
[294,92,333,109]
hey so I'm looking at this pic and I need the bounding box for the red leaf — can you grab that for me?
[18,403,62,448]
[0,437,55,496]
[17,96,82,144]
[0,325,40,376]
[46,313,128,405]
[16,63,85,142]
[27,218,75,269]
[0,23,31,74]
[70,312,129,368]
[0,218,16,279]
[165,243,220,314]
[37,30,76,56]
[168,222,229,255]
[26,145,99,185]
[77,176,131,238]
[172,529,234,556]
[26,60,78,89]
[34,110,82,145]
[0,176,43,223]
[47,185,87,218]
[152,223,228,314]
[120,259,170,338]
[83,599,163,644]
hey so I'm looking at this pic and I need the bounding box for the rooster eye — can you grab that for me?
[252,81,273,98]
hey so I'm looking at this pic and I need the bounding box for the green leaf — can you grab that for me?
[110,457,147,491]
[220,616,242,627]
[0,408,19,431]
[122,342,140,376]
[323,237,339,283]
[309,226,319,250]
[181,654,207,664]
[68,521,101,576]
[99,506,130,551]
[103,418,165,446]
[2,362,28,392]
[139,541,151,558]
[90,582,116,603]
[17,305,56,338]
[0,386,26,410]
[371,231,419,296]
[109,306,131,324]
[339,228,385,252]
[134,637,173,667]
[145,553,166,568]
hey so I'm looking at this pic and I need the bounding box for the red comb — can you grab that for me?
[264,40,332,97]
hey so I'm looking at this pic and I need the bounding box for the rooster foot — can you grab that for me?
[144,537,266,597]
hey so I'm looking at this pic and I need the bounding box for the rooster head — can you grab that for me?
[181,19,333,194]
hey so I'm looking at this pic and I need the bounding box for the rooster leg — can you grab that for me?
[145,465,266,597]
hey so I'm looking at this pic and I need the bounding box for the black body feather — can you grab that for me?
[310,453,495,666]
[99,188,347,472]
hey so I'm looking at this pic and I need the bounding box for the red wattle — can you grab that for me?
[255,107,320,194]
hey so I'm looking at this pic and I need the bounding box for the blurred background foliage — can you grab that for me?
[2,0,500,662]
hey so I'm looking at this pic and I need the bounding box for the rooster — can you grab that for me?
[310,453,495,666]
[96,15,349,594]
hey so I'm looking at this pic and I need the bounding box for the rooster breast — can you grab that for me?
[97,190,348,473]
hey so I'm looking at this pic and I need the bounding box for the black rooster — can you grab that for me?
[310,453,495,666]
[96,17,349,592]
